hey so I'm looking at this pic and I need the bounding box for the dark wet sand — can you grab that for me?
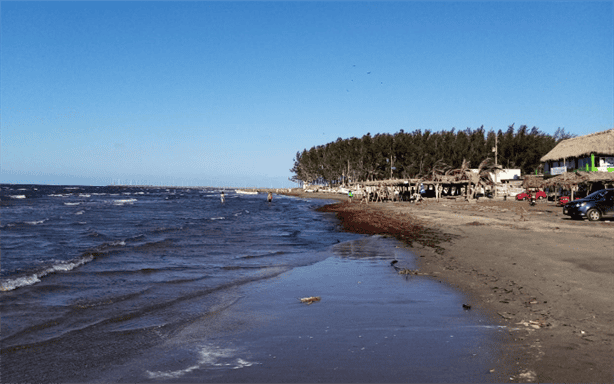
[289,190,614,382]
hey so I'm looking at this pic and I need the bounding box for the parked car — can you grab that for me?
[516,190,546,201]
[563,189,614,221]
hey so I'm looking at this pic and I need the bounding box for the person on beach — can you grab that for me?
[267,192,273,202]
[348,190,353,202]
[359,187,366,204]
[221,192,225,204]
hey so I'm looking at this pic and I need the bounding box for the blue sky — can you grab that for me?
[2,1,612,187]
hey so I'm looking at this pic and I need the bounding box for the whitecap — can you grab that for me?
[47,255,94,273]
[25,219,47,225]
[75,210,85,215]
[0,274,41,291]
[210,217,225,220]
[64,202,80,206]
[78,194,91,197]
[10,195,26,199]
[48,194,69,197]
[113,198,137,205]
[0,255,94,291]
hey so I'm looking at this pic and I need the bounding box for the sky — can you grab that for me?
[1,1,613,187]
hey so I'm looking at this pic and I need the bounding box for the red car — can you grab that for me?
[557,196,570,206]
[516,191,546,201]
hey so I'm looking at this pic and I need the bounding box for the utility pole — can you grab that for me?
[492,130,498,198]
[494,133,498,168]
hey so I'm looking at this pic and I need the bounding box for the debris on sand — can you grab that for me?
[498,312,514,320]
[299,296,321,305]
[398,268,424,275]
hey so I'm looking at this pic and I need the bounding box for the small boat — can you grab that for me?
[235,190,258,195]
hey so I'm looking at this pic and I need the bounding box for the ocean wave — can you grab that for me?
[10,195,26,199]
[25,219,47,225]
[48,194,70,197]
[64,202,81,206]
[0,255,95,292]
[210,217,225,220]
[76,210,85,215]
[78,194,91,197]
[113,198,137,205]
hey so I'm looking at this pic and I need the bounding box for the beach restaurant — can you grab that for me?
[541,128,614,175]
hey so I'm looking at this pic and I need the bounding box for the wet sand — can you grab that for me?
[284,190,614,382]
[108,243,514,382]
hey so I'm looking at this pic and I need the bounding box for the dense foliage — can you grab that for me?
[290,125,574,186]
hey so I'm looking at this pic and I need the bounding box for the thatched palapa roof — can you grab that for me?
[522,175,544,189]
[527,171,614,189]
[541,129,614,162]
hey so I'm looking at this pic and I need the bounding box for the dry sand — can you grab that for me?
[282,190,614,382]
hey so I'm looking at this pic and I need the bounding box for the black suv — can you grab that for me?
[563,189,614,221]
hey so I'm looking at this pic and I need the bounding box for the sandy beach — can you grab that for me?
[283,190,614,382]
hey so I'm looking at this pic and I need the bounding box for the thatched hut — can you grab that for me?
[522,175,544,190]
[541,129,614,174]
[542,171,614,200]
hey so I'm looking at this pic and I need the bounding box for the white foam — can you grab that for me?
[113,198,137,205]
[64,202,80,206]
[25,219,47,225]
[49,194,69,197]
[10,195,26,199]
[79,194,91,197]
[76,210,85,215]
[210,217,225,220]
[146,344,257,379]
[0,274,41,291]
[0,255,95,291]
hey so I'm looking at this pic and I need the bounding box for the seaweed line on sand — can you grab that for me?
[316,202,458,254]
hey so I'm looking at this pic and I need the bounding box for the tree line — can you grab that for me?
[290,125,575,186]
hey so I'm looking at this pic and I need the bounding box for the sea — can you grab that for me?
[1,184,511,382]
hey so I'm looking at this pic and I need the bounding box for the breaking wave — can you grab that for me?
[0,255,95,292]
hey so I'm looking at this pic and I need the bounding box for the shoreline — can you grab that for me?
[282,190,614,382]
[115,245,514,382]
